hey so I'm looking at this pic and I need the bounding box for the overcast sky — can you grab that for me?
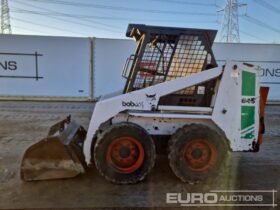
[7,0,280,43]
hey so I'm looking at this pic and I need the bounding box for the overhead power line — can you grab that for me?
[241,15,280,34]
[11,7,218,24]
[239,29,267,42]
[16,0,217,16]
[10,0,219,37]
[151,0,217,7]
[12,9,122,33]
[11,0,220,24]
[12,25,54,35]
[253,0,280,15]
[12,0,123,33]
[11,17,88,36]
[9,0,277,43]
[12,7,121,33]
[10,0,217,36]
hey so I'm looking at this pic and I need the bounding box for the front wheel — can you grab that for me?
[94,122,156,184]
[168,124,228,183]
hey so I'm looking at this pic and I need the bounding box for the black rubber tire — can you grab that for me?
[94,122,156,184]
[168,124,228,183]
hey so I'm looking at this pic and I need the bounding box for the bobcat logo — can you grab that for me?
[145,93,156,101]
[122,101,144,108]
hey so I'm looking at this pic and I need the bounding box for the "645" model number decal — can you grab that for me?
[241,98,256,104]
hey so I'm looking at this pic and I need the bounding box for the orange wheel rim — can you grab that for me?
[183,139,217,172]
[106,137,145,174]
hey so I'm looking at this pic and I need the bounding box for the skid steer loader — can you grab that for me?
[21,24,269,184]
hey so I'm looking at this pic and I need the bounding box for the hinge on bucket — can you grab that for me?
[47,115,71,136]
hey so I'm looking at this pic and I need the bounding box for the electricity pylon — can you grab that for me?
[1,0,12,34]
[219,0,246,42]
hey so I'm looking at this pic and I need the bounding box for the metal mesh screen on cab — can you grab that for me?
[133,34,207,95]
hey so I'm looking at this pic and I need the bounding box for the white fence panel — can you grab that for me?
[213,43,280,102]
[0,35,279,102]
[93,38,135,97]
[0,34,91,99]
[95,40,280,102]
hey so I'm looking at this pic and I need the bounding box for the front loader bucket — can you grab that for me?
[21,116,87,181]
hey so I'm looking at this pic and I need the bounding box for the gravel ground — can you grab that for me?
[0,101,279,210]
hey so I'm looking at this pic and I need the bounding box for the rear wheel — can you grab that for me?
[168,124,228,183]
[94,122,156,184]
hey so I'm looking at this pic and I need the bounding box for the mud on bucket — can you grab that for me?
[21,116,87,181]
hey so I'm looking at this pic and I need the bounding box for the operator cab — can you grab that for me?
[122,24,218,107]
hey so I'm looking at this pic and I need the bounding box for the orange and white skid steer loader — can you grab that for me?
[21,24,269,184]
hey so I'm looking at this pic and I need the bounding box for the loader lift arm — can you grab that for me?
[83,66,223,164]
